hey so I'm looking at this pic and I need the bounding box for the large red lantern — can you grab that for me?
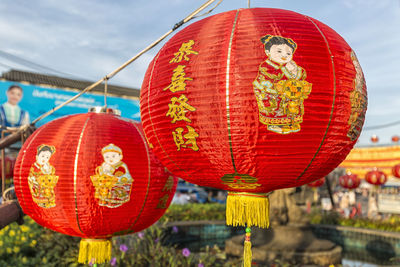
[339,173,360,190]
[393,164,400,178]
[307,178,325,188]
[140,8,367,265]
[365,169,387,186]
[14,110,177,264]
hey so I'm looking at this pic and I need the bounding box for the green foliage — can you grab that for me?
[0,217,82,267]
[308,210,340,225]
[161,203,226,222]
[0,213,240,266]
[308,208,400,232]
[111,221,241,267]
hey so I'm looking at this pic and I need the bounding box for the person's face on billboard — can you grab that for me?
[7,87,23,105]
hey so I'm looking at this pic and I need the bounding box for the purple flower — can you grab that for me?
[138,232,144,239]
[172,226,179,233]
[110,257,117,266]
[119,244,128,252]
[198,263,204,267]
[182,248,191,257]
[88,259,95,266]
[154,237,160,243]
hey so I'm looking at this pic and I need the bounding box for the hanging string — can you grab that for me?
[30,0,220,126]
[104,77,108,109]
[193,0,223,19]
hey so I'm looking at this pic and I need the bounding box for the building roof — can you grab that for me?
[340,145,400,177]
[0,69,140,98]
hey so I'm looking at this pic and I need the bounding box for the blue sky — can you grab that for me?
[0,0,399,146]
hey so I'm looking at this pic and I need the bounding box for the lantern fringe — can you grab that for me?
[78,238,112,264]
[243,227,252,267]
[226,192,269,228]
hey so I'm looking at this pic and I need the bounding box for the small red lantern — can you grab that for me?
[339,173,360,190]
[371,135,379,143]
[140,8,367,265]
[393,164,400,178]
[392,135,399,143]
[307,178,325,188]
[1,155,16,179]
[365,169,387,186]
[14,110,177,264]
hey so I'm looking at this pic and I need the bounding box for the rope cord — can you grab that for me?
[30,0,221,126]
[2,186,17,204]
[104,77,108,109]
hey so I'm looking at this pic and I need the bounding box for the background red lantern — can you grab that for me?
[141,7,367,227]
[365,169,387,186]
[393,164,400,178]
[392,135,399,143]
[14,110,177,264]
[339,173,360,190]
[307,178,325,188]
[371,135,379,143]
[1,155,16,179]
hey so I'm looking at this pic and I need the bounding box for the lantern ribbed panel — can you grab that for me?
[140,8,367,194]
[14,113,177,238]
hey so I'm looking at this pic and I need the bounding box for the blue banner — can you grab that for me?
[0,80,140,126]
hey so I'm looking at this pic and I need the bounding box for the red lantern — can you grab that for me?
[1,155,16,179]
[393,164,400,178]
[339,173,360,190]
[371,135,379,143]
[307,178,325,188]
[365,169,387,186]
[140,8,367,264]
[392,135,399,143]
[14,110,177,264]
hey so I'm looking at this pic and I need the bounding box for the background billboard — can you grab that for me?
[0,80,140,126]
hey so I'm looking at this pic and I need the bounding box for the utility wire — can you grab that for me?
[363,120,400,131]
[0,49,92,81]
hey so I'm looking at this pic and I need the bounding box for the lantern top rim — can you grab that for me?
[88,106,121,116]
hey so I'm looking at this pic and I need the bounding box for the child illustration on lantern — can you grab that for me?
[253,34,312,134]
[90,144,133,208]
[28,144,59,208]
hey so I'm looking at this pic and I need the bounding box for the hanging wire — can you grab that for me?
[29,0,220,126]
[192,0,223,19]
[104,77,108,109]
[363,119,400,131]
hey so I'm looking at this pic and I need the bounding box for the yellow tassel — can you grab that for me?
[78,238,112,264]
[226,191,270,228]
[243,228,252,267]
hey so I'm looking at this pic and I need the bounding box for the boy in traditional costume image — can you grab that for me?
[253,34,312,134]
[91,144,133,208]
[28,144,58,208]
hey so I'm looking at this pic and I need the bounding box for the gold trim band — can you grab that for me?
[225,10,240,173]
